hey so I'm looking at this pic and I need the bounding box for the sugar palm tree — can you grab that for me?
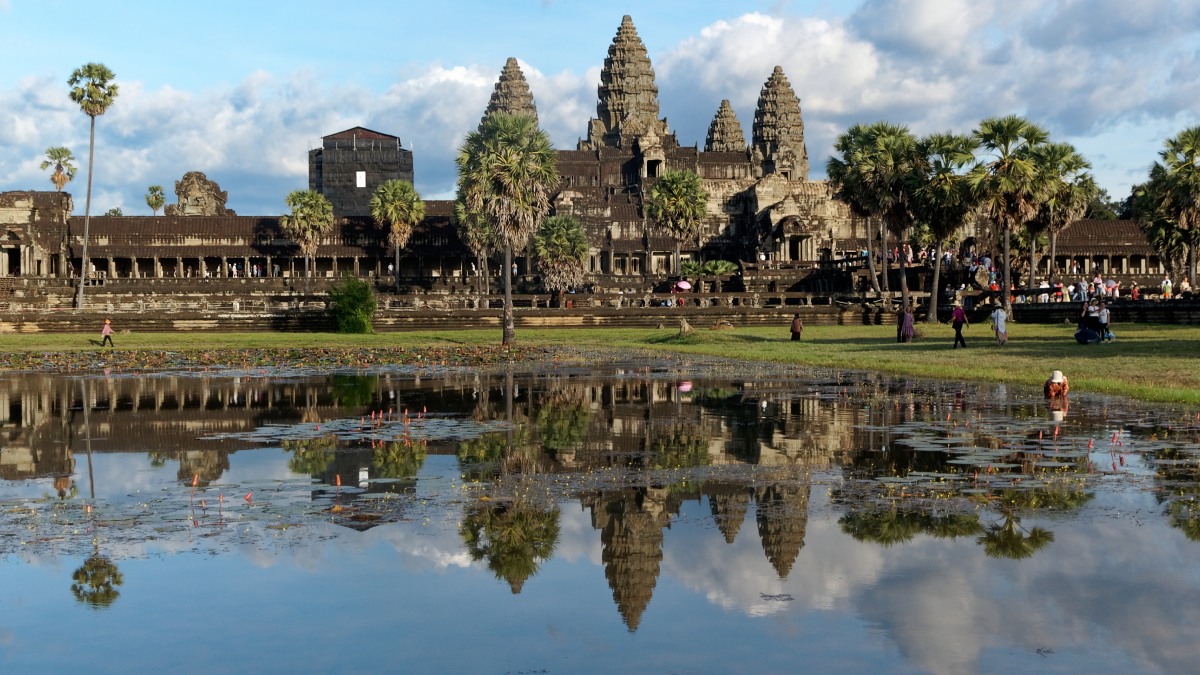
[456,112,557,345]
[280,189,334,281]
[1027,143,1094,286]
[1155,126,1200,282]
[828,122,925,309]
[913,132,980,322]
[645,169,707,276]
[145,185,165,216]
[827,124,889,300]
[370,179,425,290]
[968,115,1050,313]
[68,62,119,311]
[533,214,588,306]
[40,146,77,192]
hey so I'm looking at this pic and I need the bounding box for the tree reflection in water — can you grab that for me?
[978,512,1054,560]
[71,550,124,609]
[284,435,338,476]
[460,498,561,594]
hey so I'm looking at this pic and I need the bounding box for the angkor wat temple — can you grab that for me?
[0,15,1166,311]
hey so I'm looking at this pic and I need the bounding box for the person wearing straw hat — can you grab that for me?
[100,318,114,348]
[1044,370,1069,399]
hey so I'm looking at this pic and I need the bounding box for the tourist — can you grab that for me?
[1098,301,1112,340]
[1131,282,1140,300]
[1181,277,1192,297]
[100,318,114,348]
[789,313,804,341]
[897,305,914,343]
[1162,275,1172,299]
[951,302,968,348]
[990,305,1008,345]
[1044,370,1069,399]
[1038,280,1050,303]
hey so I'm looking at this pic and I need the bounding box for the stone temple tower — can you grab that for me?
[751,66,809,180]
[704,99,748,153]
[481,57,539,127]
[578,14,675,163]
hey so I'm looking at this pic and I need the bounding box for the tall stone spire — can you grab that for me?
[751,66,809,180]
[481,57,538,127]
[579,15,670,150]
[704,100,747,153]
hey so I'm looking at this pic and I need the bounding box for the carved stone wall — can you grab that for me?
[164,172,236,217]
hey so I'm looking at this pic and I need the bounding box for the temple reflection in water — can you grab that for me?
[1,364,1184,632]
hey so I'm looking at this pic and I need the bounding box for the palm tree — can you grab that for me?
[460,498,561,593]
[533,214,588,306]
[456,112,557,345]
[280,189,334,281]
[145,185,165,216]
[1028,143,1094,286]
[969,115,1050,314]
[40,146,77,192]
[1155,126,1200,282]
[68,62,119,311]
[828,122,925,309]
[369,179,425,291]
[453,198,496,296]
[645,169,708,276]
[913,132,980,323]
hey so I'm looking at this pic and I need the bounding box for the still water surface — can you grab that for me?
[1,358,1199,674]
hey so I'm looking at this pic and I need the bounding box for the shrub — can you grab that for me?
[328,276,376,333]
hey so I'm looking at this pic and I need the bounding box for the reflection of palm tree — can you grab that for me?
[839,507,922,547]
[535,394,590,456]
[924,513,984,539]
[372,441,427,479]
[460,499,561,593]
[978,512,1054,559]
[331,374,378,409]
[71,551,123,608]
[1167,498,1200,542]
[648,426,709,469]
[284,436,338,477]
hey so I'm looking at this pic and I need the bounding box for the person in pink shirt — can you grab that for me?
[100,318,114,348]
[951,303,969,348]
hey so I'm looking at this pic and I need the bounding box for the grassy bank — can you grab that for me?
[2,322,1197,404]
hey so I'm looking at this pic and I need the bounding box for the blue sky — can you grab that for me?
[2,0,1198,215]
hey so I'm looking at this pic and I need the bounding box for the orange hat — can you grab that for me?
[104,319,110,323]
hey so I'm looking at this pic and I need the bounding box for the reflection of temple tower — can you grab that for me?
[176,450,230,487]
[755,480,811,579]
[586,487,671,632]
[706,482,753,544]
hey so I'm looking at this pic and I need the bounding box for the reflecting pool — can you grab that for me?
[1,357,1199,674]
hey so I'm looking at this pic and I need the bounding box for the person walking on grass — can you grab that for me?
[789,313,804,341]
[951,303,968,348]
[100,318,114,347]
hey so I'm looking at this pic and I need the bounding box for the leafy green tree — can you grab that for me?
[1028,143,1094,285]
[913,132,979,322]
[104,207,122,217]
[328,275,376,333]
[460,499,561,593]
[283,435,337,477]
[280,189,334,279]
[1153,126,1200,281]
[645,169,708,276]
[456,112,557,345]
[370,179,425,290]
[71,553,123,608]
[40,146,77,192]
[838,507,921,547]
[968,115,1050,313]
[372,441,427,479]
[145,185,165,215]
[68,62,119,311]
[978,513,1054,559]
[533,214,588,305]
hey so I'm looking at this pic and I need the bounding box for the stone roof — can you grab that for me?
[1055,219,1155,256]
[323,126,400,142]
[705,100,747,153]
[752,66,809,180]
[482,57,538,127]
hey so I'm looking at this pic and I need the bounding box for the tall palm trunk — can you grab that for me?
[1048,232,1059,286]
[928,242,943,323]
[863,218,881,296]
[74,116,96,310]
[674,242,682,276]
[502,245,515,345]
[897,227,910,311]
[879,220,892,308]
[1029,240,1039,291]
[1002,224,1012,313]
[394,247,401,292]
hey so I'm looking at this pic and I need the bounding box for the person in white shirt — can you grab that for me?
[990,305,1009,345]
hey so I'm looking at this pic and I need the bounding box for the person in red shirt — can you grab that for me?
[1044,370,1069,399]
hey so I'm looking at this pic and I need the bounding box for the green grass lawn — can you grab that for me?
[2,322,1197,404]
